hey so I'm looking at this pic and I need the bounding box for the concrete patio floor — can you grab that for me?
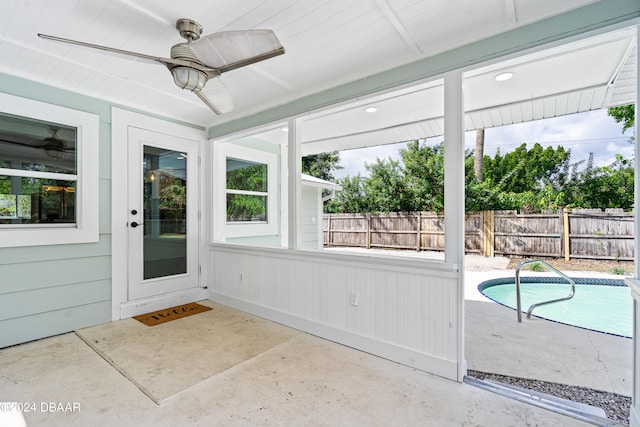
[1,299,603,427]
[1,258,633,426]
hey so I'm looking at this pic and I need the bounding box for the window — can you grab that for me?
[226,158,268,222]
[216,142,278,239]
[0,113,78,225]
[0,93,99,247]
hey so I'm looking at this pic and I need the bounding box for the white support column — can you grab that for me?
[444,72,465,267]
[630,24,640,427]
[635,24,640,285]
[287,118,302,249]
[443,71,465,382]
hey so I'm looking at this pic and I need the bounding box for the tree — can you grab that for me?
[474,129,484,180]
[325,174,367,213]
[302,152,342,181]
[608,104,635,133]
[226,162,267,221]
[481,143,569,194]
[400,140,445,212]
[325,139,633,215]
[565,154,634,210]
[362,157,408,212]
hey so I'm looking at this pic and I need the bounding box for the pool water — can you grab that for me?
[479,277,632,338]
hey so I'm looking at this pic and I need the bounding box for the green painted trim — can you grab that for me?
[0,74,111,118]
[208,0,640,139]
[0,73,205,130]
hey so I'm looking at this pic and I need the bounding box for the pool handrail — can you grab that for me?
[515,260,576,323]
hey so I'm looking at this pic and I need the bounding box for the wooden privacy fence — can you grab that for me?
[323,209,635,261]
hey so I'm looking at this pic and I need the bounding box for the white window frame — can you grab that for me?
[217,143,277,239]
[0,93,99,247]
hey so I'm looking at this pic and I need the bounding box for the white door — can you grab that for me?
[127,127,199,300]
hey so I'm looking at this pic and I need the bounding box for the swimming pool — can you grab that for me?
[478,277,632,338]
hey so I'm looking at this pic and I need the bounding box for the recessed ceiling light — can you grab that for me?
[281,127,289,132]
[364,107,377,113]
[494,72,514,82]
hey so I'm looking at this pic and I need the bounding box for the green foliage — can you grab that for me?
[226,160,268,221]
[607,104,635,133]
[302,152,342,182]
[226,162,267,192]
[529,262,545,272]
[325,174,367,213]
[326,139,634,214]
[400,141,445,212]
[610,266,627,275]
[482,143,569,194]
[362,157,410,213]
[226,194,267,221]
[562,154,634,210]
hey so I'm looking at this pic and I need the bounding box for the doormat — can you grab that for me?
[133,302,212,326]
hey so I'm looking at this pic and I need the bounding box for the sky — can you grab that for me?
[333,109,634,179]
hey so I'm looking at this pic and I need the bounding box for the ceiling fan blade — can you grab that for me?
[189,30,285,73]
[37,33,213,72]
[194,77,234,115]
[0,139,38,149]
[194,91,221,115]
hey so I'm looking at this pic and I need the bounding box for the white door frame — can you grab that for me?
[111,108,208,320]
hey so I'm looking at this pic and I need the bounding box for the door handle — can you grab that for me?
[130,221,143,228]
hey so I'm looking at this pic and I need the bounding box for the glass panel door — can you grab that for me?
[128,128,199,300]
[143,146,188,279]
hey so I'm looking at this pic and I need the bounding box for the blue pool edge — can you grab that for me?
[477,276,632,339]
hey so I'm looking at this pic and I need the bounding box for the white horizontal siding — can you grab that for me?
[301,186,320,250]
[209,244,461,380]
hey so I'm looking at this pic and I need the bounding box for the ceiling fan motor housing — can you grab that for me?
[170,43,207,91]
[176,19,203,41]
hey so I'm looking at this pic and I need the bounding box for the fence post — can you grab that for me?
[563,208,570,261]
[327,215,332,247]
[366,213,371,249]
[416,212,421,251]
[483,210,495,257]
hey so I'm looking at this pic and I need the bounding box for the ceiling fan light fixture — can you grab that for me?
[171,67,207,91]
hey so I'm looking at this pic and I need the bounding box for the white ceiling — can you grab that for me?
[297,26,637,155]
[0,0,616,133]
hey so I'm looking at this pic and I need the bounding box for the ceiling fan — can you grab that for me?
[38,19,285,115]
[1,127,74,160]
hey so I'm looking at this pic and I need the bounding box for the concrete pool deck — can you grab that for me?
[327,249,633,395]
[0,253,632,426]
[465,267,632,397]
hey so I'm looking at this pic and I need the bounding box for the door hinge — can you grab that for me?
[198,265,202,275]
[198,155,201,166]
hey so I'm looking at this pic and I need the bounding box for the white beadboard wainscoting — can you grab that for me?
[209,244,462,381]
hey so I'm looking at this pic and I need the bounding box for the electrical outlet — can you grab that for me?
[350,291,359,307]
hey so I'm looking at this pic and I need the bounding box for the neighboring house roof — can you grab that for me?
[301,173,342,191]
